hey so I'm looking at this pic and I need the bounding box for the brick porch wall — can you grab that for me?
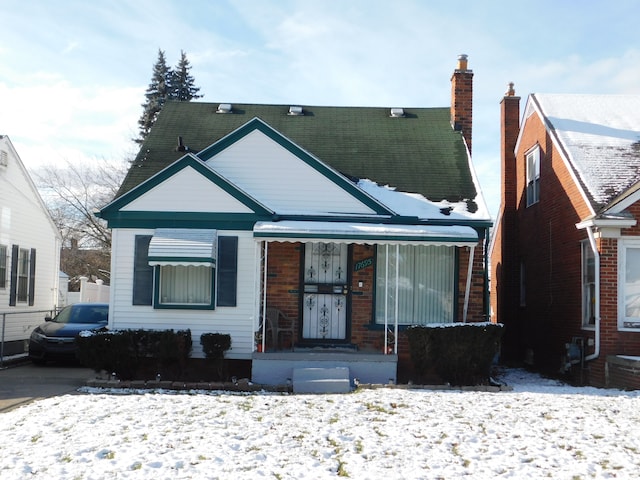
[264,240,488,381]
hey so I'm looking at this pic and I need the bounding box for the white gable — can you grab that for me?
[205,129,378,215]
[121,165,254,213]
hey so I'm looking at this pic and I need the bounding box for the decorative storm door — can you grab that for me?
[302,242,349,341]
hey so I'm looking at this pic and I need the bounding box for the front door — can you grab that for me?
[302,242,349,342]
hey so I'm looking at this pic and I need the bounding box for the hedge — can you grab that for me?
[407,323,504,386]
[75,329,192,380]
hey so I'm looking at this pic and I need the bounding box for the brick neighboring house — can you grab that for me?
[98,56,492,386]
[490,86,640,387]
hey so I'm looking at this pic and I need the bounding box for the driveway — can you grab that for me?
[0,361,92,413]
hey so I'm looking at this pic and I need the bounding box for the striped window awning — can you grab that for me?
[148,229,218,267]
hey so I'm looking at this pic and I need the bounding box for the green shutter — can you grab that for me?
[216,236,238,307]
[28,248,36,306]
[9,245,18,306]
[133,236,153,305]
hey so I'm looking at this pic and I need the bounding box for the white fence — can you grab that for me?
[67,277,110,304]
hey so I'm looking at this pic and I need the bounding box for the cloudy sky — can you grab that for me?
[1,0,638,218]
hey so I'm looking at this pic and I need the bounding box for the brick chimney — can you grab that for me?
[450,54,474,154]
[500,82,520,211]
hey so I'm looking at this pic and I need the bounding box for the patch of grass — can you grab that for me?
[355,439,364,454]
[131,462,142,471]
[337,459,349,477]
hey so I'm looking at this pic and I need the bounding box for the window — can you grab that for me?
[0,244,6,288]
[526,146,541,206]
[375,245,454,325]
[157,265,214,307]
[582,241,596,327]
[9,246,35,306]
[620,242,640,329]
[132,233,238,309]
[17,248,29,302]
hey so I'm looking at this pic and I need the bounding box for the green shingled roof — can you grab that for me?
[119,101,477,210]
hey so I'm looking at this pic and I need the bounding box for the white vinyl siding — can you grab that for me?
[121,166,254,213]
[207,130,377,215]
[526,146,541,206]
[109,229,257,358]
[375,245,455,325]
[620,241,640,330]
[0,137,60,317]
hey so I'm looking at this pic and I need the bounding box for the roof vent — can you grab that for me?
[390,108,405,117]
[0,150,7,167]
[216,103,232,114]
[175,136,189,152]
[288,106,304,116]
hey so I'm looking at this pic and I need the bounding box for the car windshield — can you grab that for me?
[54,305,108,324]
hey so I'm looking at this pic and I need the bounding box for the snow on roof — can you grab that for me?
[357,179,490,222]
[533,93,640,208]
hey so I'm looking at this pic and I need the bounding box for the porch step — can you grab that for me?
[292,367,352,394]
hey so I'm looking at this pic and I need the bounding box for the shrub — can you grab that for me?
[200,333,232,380]
[407,323,504,386]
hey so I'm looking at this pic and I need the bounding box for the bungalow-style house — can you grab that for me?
[0,135,62,356]
[98,55,492,386]
[490,86,640,388]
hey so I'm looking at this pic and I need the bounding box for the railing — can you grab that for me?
[0,309,56,368]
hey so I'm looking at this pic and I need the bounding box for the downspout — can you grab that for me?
[463,245,475,323]
[584,226,600,362]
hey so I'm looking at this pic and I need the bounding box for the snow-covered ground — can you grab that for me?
[1,368,640,479]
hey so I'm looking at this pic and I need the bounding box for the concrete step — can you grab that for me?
[292,367,351,394]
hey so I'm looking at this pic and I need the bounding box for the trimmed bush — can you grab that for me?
[200,333,232,380]
[200,333,232,360]
[407,323,504,386]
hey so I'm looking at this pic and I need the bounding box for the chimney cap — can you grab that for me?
[456,54,469,71]
[506,82,516,97]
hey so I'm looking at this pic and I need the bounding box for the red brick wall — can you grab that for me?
[265,240,488,379]
[494,107,640,386]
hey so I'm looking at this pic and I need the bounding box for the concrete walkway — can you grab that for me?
[0,361,93,413]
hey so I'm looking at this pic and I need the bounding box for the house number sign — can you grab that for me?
[354,257,374,272]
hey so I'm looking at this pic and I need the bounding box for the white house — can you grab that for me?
[0,135,61,356]
[98,56,492,386]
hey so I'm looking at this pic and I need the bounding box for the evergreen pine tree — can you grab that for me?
[171,50,203,102]
[136,49,172,144]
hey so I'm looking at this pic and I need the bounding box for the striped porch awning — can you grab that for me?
[253,220,478,246]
